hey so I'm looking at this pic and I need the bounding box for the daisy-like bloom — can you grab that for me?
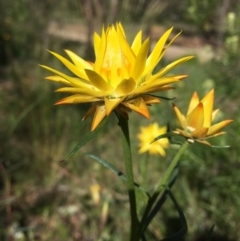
[137,123,169,156]
[40,23,193,131]
[173,89,233,145]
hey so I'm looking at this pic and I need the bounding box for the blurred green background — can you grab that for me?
[1,0,240,240]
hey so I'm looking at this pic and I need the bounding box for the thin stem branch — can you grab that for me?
[138,141,189,237]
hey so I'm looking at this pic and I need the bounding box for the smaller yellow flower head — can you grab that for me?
[138,123,169,156]
[41,23,193,131]
[173,89,233,145]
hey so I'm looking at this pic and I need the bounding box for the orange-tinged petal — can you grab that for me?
[104,96,125,115]
[131,38,149,82]
[142,95,161,104]
[123,97,150,118]
[173,104,186,129]
[207,119,233,136]
[115,78,136,95]
[82,104,98,120]
[85,69,113,92]
[131,30,142,55]
[91,104,107,131]
[201,89,214,127]
[192,127,209,138]
[187,102,204,130]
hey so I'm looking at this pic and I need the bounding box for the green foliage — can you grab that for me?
[1,1,240,240]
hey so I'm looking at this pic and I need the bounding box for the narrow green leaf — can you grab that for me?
[64,117,108,161]
[151,132,177,143]
[139,169,178,237]
[206,225,215,241]
[211,145,230,148]
[86,154,150,198]
[160,189,187,241]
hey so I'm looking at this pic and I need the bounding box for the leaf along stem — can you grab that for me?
[138,141,189,237]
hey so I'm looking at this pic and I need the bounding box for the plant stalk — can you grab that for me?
[118,114,138,241]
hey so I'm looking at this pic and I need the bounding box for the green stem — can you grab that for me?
[155,141,189,193]
[118,114,138,241]
[140,152,149,187]
[138,141,189,237]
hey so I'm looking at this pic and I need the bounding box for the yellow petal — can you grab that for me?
[117,23,126,37]
[55,94,98,105]
[131,30,142,56]
[64,50,92,69]
[93,32,101,58]
[187,102,204,130]
[155,56,194,79]
[55,87,100,96]
[94,27,107,73]
[157,31,182,62]
[45,76,74,86]
[187,92,199,115]
[116,24,135,72]
[205,132,226,139]
[131,38,149,82]
[123,97,150,118]
[137,75,186,94]
[201,89,214,127]
[212,109,219,121]
[40,65,89,87]
[91,104,107,131]
[48,50,88,79]
[154,145,167,156]
[85,69,113,92]
[144,28,173,75]
[173,104,186,129]
[115,78,136,95]
[207,119,233,136]
[104,97,125,115]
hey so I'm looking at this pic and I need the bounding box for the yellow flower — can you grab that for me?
[138,123,169,156]
[41,23,193,131]
[173,89,233,145]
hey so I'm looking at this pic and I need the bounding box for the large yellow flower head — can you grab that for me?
[137,123,169,156]
[41,23,193,131]
[173,89,233,145]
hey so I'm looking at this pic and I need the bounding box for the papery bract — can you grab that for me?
[173,89,233,145]
[41,23,193,130]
